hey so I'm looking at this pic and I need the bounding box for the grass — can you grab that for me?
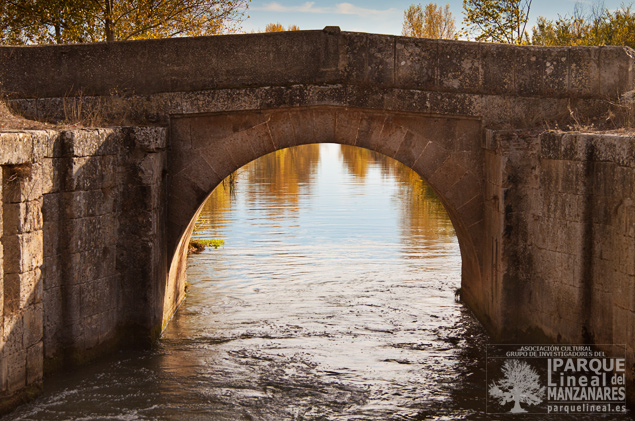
[188,239,225,254]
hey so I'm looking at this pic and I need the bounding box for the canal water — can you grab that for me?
[4,144,630,420]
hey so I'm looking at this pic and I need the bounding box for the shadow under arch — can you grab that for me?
[164,106,486,330]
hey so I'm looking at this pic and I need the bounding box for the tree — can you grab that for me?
[489,359,545,413]
[531,4,635,49]
[462,0,532,44]
[0,0,250,44]
[402,3,456,39]
[265,22,300,32]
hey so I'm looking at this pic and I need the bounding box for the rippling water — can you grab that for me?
[5,144,629,420]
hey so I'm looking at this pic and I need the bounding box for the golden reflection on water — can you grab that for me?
[195,143,455,244]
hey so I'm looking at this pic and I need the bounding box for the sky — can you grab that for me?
[240,0,632,36]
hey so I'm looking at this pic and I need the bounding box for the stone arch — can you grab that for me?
[164,106,485,325]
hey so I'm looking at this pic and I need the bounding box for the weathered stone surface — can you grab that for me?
[3,231,43,274]
[3,200,42,235]
[0,133,32,165]
[2,31,633,129]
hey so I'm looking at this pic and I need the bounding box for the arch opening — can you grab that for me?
[164,106,486,329]
[158,141,489,417]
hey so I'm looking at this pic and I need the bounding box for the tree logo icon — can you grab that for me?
[489,359,546,413]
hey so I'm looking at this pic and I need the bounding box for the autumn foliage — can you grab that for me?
[402,3,456,39]
[0,0,249,44]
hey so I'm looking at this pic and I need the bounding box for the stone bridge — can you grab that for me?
[0,28,634,409]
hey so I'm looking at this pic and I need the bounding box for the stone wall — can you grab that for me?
[0,127,167,412]
[1,30,633,128]
[0,132,46,411]
[485,129,635,398]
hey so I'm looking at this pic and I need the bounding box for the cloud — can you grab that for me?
[254,2,398,17]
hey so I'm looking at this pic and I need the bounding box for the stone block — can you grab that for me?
[6,350,26,394]
[561,134,586,161]
[613,136,635,168]
[428,155,468,195]
[26,342,43,386]
[2,163,43,204]
[514,46,543,96]
[42,219,60,259]
[136,152,165,186]
[3,313,23,356]
[63,216,109,254]
[599,47,634,97]
[0,132,33,165]
[569,47,600,97]
[444,171,482,209]
[29,130,55,160]
[3,199,43,235]
[172,155,220,198]
[266,111,297,150]
[458,195,485,229]
[246,122,276,159]
[393,130,429,169]
[80,282,100,319]
[394,37,437,90]
[60,284,81,326]
[592,136,619,163]
[198,144,237,183]
[40,158,65,194]
[374,118,407,159]
[3,268,41,311]
[130,127,167,152]
[560,161,587,194]
[383,88,430,114]
[62,129,120,157]
[437,40,481,93]
[61,189,111,220]
[345,33,394,85]
[481,43,514,95]
[540,132,561,160]
[288,109,318,146]
[64,156,111,192]
[344,84,389,110]
[101,155,118,188]
[543,48,570,96]
[169,117,192,150]
[189,112,270,151]
[23,302,43,348]
[411,141,450,180]
[310,109,337,145]
[333,109,362,147]
[354,112,386,151]
[67,248,116,286]
[2,231,43,274]
[43,287,62,355]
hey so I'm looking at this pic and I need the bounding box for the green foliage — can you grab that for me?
[188,238,225,254]
[531,4,635,48]
[402,3,456,39]
[0,0,250,44]
[462,0,532,44]
[199,238,226,249]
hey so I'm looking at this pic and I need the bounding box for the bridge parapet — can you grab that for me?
[0,29,633,127]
